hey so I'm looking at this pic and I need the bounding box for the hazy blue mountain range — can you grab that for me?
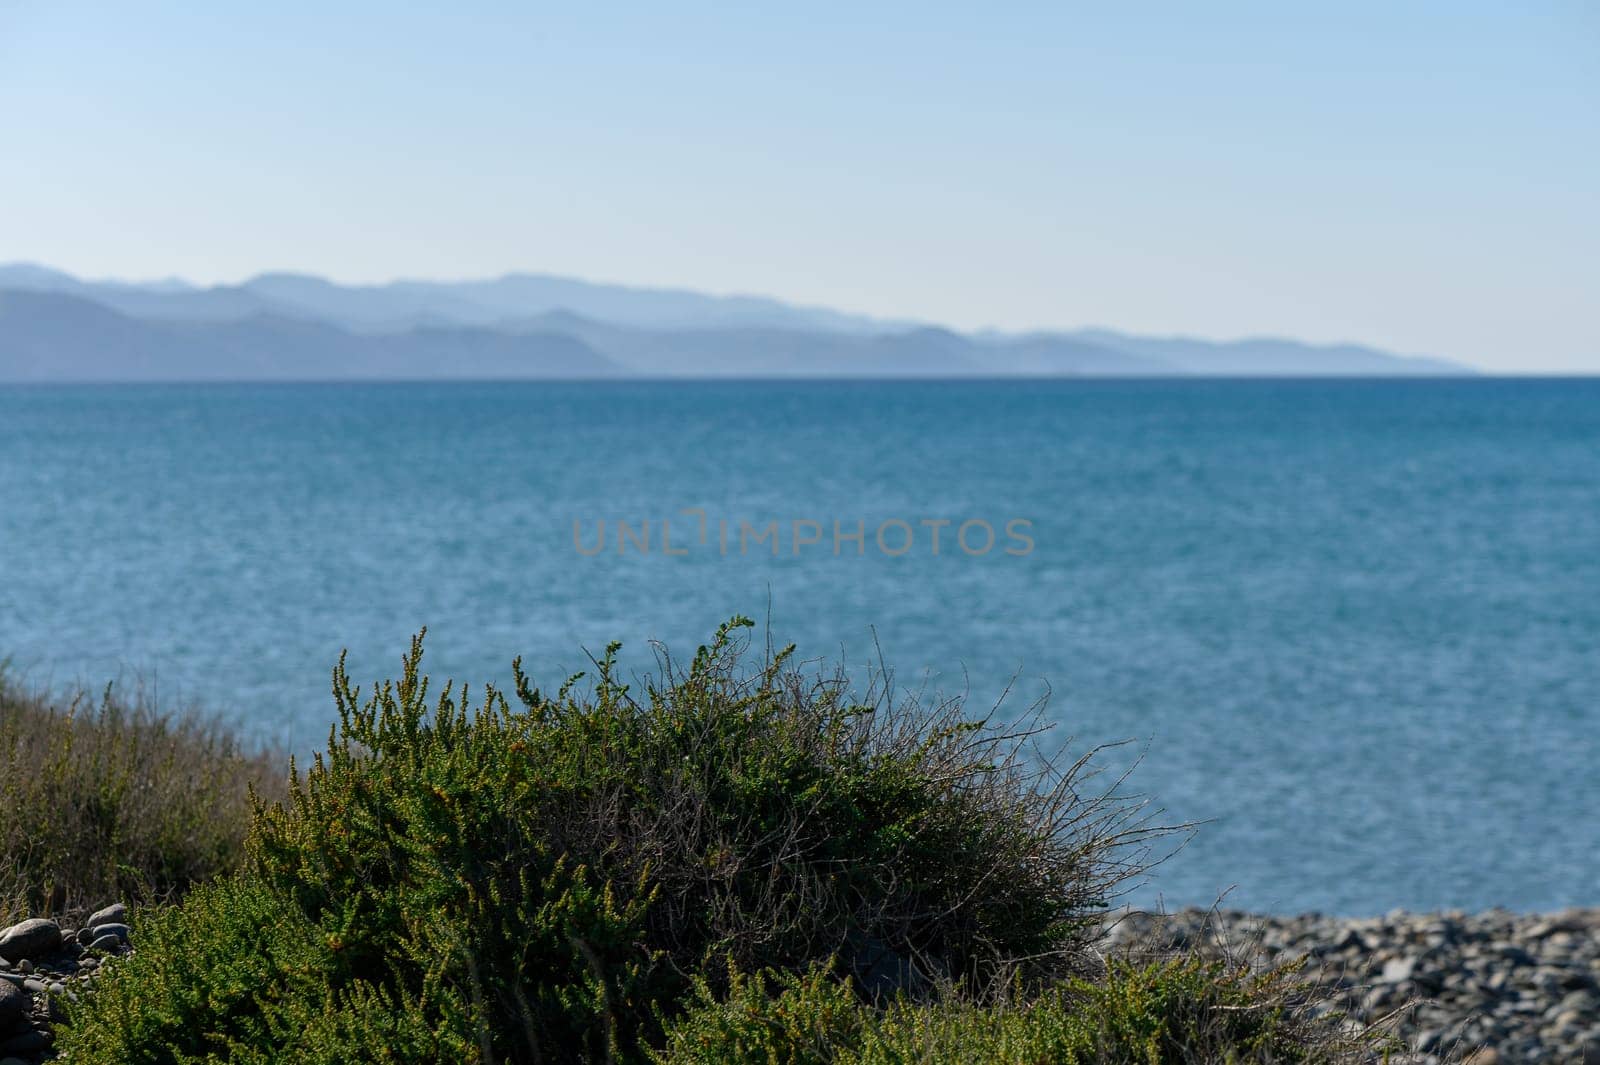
[0,291,616,382]
[0,263,897,333]
[0,263,1471,381]
[500,312,1173,377]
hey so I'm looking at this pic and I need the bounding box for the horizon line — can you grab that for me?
[14,374,1597,390]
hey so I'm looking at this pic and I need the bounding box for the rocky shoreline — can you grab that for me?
[2,906,1596,1062]
[0,906,132,1065]
[1104,908,1600,1064]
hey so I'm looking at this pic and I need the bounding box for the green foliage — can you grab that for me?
[655,957,1372,1065]
[57,620,1359,1064]
[0,672,282,923]
[58,877,481,1064]
[650,960,866,1065]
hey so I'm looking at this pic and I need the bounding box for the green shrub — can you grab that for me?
[650,960,866,1065]
[655,956,1378,1065]
[58,619,1159,1063]
[58,876,483,1064]
[0,671,283,924]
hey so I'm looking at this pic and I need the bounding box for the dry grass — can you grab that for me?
[0,668,285,925]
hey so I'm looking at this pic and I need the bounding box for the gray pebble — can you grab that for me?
[0,979,24,1029]
[88,921,131,943]
[87,934,123,954]
[1382,955,1418,983]
[0,919,58,964]
[85,902,127,929]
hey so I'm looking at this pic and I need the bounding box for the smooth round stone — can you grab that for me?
[13,961,30,975]
[85,903,127,929]
[0,979,24,1029]
[89,922,131,943]
[0,919,60,963]
[87,935,122,954]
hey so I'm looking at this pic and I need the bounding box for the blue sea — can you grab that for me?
[1,378,1596,915]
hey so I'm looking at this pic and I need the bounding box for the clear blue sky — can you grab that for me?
[2,2,1595,370]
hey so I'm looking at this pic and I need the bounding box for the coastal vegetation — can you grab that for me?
[0,669,280,926]
[3,622,1394,1062]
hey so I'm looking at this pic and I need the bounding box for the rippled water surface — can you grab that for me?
[2,378,1596,913]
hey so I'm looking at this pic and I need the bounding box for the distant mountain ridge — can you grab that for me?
[0,263,1472,381]
[0,290,618,382]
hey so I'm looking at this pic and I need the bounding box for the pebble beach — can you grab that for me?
[1106,908,1600,1064]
